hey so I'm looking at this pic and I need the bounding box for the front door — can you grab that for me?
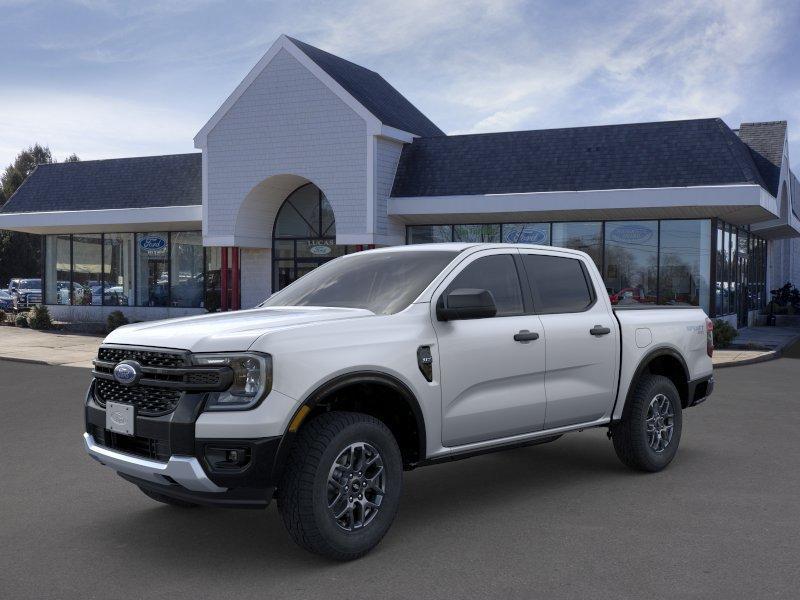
[432,250,547,447]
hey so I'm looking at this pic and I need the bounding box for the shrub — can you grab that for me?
[106,310,129,333]
[27,305,53,330]
[15,313,29,327]
[713,319,738,348]
[0,310,5,325]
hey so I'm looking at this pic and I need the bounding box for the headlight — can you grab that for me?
[193,352,272,411]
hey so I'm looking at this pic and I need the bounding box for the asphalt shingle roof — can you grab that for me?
[288,37,444,138]
[391,118,768,197]
[0,153,201,214]
[735,121,787,196]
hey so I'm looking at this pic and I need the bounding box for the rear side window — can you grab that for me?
[522,254,594,313]
[446,254,524,316]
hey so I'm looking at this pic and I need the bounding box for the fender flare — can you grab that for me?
[614,346,690,420]
[270,371,427,481]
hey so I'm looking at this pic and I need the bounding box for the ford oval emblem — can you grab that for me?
[610,225,653,244]
[309,244,332,256]
[113,361,141,386]
[138,236,167,252]
[110,411,127,425]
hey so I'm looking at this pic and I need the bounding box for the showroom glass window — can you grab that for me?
[136,232,169,307]
[103,233,134,306]
[171,231,204,308]
[70,234,102,306]
[551,222,602,269]
[658,220,710,312]
[453,224,501,243]
[604,221,658,305]
[406,225,453,244]
[44,234,71,305]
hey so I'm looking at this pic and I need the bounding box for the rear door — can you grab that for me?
[432,249,547,446]
[520,250,618,428]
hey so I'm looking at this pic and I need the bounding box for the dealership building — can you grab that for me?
[1,35,798,328]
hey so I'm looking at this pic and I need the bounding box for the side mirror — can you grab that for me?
[437,288,497,321]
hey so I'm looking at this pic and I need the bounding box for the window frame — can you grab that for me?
[433,249,530,319]
[519,249,598,315]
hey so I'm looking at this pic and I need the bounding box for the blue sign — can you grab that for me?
[519,227,548,244]
[139,235,167,252]
[610,225,653,244]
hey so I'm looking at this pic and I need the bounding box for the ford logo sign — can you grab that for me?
[138,236,167,251]
[610,225,653,244]
[519,228,548,244]
[113,361,141,386]
[309,244,332,256]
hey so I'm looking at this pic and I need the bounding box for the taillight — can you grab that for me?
[706,317,714,358]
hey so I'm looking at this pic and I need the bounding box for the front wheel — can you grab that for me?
[611,374,683,472]
[277,411,403,560]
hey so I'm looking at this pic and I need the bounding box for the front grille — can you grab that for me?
[98,347,187,368]
[95,379,181,417]
[89,424,170,461]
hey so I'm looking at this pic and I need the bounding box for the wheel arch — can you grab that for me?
[272,371,427,482]
[623,347,691,414]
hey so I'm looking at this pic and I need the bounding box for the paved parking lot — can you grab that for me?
[1,350,799,599]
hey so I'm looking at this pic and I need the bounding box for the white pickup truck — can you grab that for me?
[84,243,714,560]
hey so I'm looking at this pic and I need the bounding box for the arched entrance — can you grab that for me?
[272,183,354,290]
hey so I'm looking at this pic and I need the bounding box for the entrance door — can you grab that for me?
[271,183,350,291]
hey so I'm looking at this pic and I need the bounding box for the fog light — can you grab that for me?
[205,446,251,470]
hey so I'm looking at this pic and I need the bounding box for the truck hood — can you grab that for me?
[103,306,374,352]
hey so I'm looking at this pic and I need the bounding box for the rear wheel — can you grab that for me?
[611,374,682,472]
[277,411,402,560]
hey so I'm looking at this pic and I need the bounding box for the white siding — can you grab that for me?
[240,247,271,307]
[375,137,406,244]
[204,48,368,243]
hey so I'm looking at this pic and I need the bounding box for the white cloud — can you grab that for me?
[0,90,200,166]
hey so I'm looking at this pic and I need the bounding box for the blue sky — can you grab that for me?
[1,0,799,169]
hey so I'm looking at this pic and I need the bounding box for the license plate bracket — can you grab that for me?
[106,401,135,436]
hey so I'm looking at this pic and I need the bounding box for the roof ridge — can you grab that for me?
[34,152,201,167]
[285,36,380,76]
[421,117,722,140]
[712,119,764,188]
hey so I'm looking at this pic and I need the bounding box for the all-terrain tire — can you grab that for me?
[138,486,199,508]
[277,411,403,561]
[611,374,683,472]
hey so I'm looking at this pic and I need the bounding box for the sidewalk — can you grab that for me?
[0,324,798,370]
[0,327,102,369]
[712,325,800,368]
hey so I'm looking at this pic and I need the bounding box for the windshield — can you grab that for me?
[262,250,459,315]
[18,279,40,289]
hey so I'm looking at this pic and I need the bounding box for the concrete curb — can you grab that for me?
[714,332,800,369]
[0,355,50,366]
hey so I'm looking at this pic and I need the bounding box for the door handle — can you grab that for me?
[590,325,611,336]
[513,330,540,342]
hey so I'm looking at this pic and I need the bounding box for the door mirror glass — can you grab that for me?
[437,288,497,321]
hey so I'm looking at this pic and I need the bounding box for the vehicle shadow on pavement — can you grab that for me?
[84,431,665,570]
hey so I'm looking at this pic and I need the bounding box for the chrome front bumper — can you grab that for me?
[83,433,226,493]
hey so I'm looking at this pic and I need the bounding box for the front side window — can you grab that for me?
[446,254,524,317]
[136,232,170,307]
[262,250,460,315]
[523,254,594,314]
